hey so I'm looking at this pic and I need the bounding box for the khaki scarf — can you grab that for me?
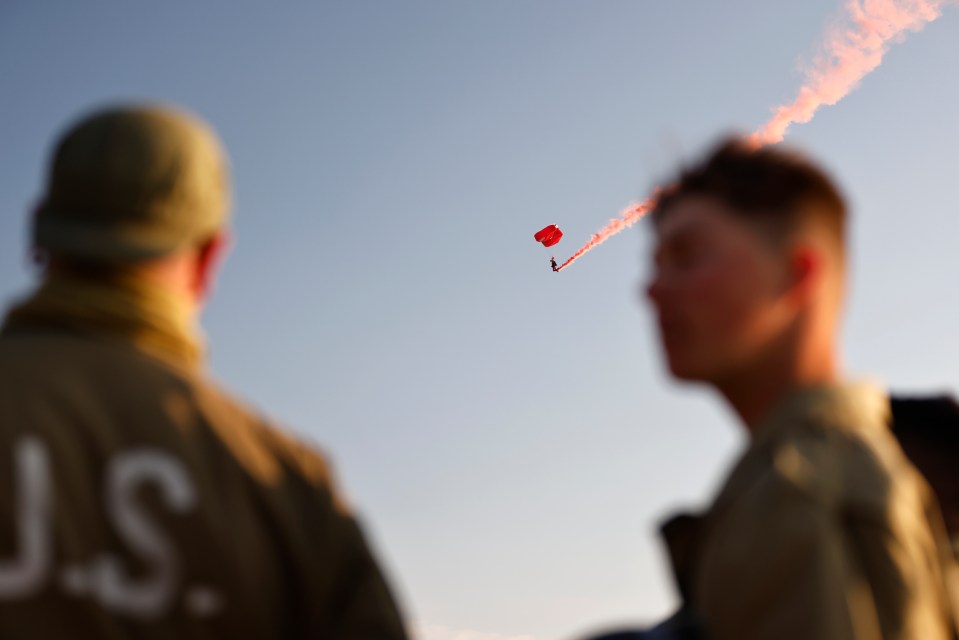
[2,273,204,370]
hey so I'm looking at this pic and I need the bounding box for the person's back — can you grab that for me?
[0,105,407,638]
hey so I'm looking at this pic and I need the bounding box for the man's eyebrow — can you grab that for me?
[655,223,708,260]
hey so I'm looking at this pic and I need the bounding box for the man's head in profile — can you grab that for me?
[645,139,847,424]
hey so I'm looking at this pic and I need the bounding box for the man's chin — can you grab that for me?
[665,357,710,383]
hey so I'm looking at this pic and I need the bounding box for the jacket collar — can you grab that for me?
[1,273,204,371]
[751,381,889,450]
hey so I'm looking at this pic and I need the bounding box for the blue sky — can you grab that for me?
[2,2,958,638]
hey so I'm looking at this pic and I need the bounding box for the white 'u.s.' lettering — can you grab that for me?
[0,437,223,619]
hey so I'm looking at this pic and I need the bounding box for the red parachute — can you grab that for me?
[534,224,563,248]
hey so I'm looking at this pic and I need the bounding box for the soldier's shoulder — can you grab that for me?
[769,417,917,515]
[187,378,337,494]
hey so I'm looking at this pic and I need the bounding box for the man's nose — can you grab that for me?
[643,276,662,305]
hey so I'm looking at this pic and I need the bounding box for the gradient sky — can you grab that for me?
[2,3,958,638]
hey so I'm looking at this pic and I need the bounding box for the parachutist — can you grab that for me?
[550,257,558,272]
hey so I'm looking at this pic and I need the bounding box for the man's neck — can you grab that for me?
[716,341,839,434]
[48,259,201,321]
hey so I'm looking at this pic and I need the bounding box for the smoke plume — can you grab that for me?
[751,0,951,145]
[556,0,952,272]
[555,200,653,271]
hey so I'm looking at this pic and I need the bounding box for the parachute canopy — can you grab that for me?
[534,224,563,248]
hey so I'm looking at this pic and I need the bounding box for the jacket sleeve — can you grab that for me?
[323,510,409,640]
[698,470,880,640]
[842,483,958,640]
[252,425,409,640]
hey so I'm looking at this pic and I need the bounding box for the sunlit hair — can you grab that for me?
[652,137,847,251]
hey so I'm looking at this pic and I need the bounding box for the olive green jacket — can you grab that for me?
[663,383,958,640]
[0,275,408,639]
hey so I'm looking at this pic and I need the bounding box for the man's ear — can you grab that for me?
[785,241,823,305]
[193,231,232,303]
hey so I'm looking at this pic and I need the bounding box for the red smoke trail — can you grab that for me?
[556,0,952,272]
[751,0,950,145]
[555,200,652,271]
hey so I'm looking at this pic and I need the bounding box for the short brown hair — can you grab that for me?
[652,137,847,248]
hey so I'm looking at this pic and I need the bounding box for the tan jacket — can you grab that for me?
[663,383,958,640]
[0,275,407,639]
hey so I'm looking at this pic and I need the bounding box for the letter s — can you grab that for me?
[86,450,196,618]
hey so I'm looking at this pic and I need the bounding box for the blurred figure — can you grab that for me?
[891,394,959,554]
[642,139,958,639]
[578,392,959,640]
[0,105,408,638]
